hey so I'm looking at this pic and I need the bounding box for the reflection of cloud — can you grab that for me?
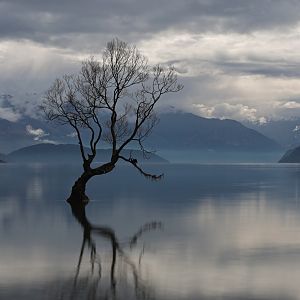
[0,197,19,223]
[26,177,43,201]
[2,164,300,299]
[140,198,300,300]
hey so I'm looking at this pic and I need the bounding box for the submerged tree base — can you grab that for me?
[67,174,92,205]
[67,192,90,205]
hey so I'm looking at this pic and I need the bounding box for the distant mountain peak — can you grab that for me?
[151,111,281,151]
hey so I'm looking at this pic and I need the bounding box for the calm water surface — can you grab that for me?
[1,163,300,299]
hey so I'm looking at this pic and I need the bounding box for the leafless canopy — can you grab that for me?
[41,38,183,179]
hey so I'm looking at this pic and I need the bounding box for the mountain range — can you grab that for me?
[147,112,281,151]
[2,144,168,164]
[244,118,300,149]
[0,112,282,154]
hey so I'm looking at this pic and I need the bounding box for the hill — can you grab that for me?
[279,146,300,163]
[7,144,168,164]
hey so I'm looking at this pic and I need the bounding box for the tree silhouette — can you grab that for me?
[41,38,183,204]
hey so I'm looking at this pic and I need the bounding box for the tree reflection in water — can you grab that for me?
[66,201,162,300]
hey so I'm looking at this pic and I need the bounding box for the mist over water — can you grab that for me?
[1,163,300,299]
[158,150,284,164]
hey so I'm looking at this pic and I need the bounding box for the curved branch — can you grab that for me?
[118,155,163,180]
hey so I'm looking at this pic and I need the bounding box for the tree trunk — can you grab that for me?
[67,172,94,205]
[67,162,116,205]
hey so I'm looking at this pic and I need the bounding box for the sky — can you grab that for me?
[1,0,300,123]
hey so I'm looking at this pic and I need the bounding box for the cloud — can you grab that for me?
[0,94,21,121]
[0,0,299,48]
[0,107,21,122]
[0,40,79,92]
[38,139,58,144]
[26,125,58,144]
[138,30,300,122]
[1,1,300,123]
[67,132,77,138]
[293,125,300,132]
[281,101,300,109]
[193,102,267,124]
[26,125,49,141]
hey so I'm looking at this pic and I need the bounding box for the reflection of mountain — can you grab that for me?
[6,144,168,163]
[279,146,300,163]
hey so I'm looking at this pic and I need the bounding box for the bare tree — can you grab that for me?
[41,38,183,204]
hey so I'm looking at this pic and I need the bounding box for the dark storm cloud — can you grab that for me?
[0,0,300,47]
[164,56,300,79]
[221,62,300,78]
[1,0,300,122]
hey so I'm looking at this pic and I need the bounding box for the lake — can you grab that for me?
[1,163,300,299]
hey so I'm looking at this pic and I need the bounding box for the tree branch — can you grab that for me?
[118,155,163,180]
